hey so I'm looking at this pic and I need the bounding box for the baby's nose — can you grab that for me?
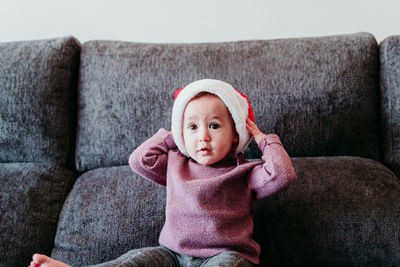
[199,129,210,142]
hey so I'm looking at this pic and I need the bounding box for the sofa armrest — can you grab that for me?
[380,35,400,178]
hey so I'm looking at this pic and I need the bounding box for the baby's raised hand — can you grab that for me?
[246,117,267,145]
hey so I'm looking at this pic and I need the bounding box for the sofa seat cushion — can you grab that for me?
[52,166,166,266]
[54,157,399,266]
[0,37,80,165]
[254,157,400,266]
[0,163,76,267]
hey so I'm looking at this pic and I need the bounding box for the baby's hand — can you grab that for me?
[246,117,267,145]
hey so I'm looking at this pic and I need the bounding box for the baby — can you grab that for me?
[30,79,296,267]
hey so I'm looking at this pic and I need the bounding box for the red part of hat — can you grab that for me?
[174,86,185,100]
[233,88,255,122]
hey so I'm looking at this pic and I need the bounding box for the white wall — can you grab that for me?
[0,0,399,44]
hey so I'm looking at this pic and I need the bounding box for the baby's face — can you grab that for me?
[182,93,238,165]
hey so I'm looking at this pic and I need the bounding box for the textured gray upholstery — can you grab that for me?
[254,157,400,266]
[380,35,400,178]
[0,36,80,267]
[0,163,76,267]
[52,166,165,266]
[75,33,380,172]
[0,36,80,166]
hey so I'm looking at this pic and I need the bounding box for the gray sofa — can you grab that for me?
[1,32,400,267]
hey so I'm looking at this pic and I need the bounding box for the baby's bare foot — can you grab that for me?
[29,254,72,267]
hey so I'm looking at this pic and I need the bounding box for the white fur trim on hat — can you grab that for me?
[171,79,252,157]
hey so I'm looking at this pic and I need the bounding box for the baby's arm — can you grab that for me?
[246,118,297,199]
[129,128,176,186]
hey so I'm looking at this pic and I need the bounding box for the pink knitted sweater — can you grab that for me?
[129,128,296,264]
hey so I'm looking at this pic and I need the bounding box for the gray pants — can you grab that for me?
[91,246,254,267]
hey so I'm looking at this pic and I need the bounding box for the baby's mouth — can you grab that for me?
[198,147,211,154]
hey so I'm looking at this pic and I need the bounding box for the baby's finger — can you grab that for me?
[246,118,258,129]
[246,119,255,131]
[246,117,255,128]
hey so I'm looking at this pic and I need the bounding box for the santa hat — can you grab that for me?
[171,79,255,157]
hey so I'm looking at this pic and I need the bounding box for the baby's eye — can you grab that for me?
[188,124,197,130]
[209,123,220,129]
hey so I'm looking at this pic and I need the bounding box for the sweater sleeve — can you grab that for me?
[129,128,177,186]
[249,134,297,200]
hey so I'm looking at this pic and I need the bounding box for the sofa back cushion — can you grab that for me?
[0,37,80,166]
[380,35,400,178]
[76,33,380,172]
